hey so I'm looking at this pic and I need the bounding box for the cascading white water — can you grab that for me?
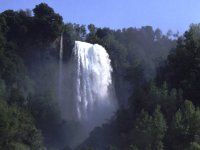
[73,41,116,124]
[58,40,117,146]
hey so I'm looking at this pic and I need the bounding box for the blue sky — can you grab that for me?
[0,0,200,34]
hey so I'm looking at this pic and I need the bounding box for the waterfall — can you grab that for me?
[58,40,117,146]
[58,34,63,102]
[73,41,117,127]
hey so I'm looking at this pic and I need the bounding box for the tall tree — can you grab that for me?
[168,100,200,150]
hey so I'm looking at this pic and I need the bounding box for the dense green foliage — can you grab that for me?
[81,24,200,150]
[1,2,200,150]
[0,100,44,150]
[0,3,65,150]
[156,24,200,106]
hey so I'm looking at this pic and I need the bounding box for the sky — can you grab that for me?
[0,0,200,34]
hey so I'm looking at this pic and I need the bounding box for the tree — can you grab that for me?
[156,24,200,106]
[128,106,167,150]
[151,106,167,150]
[169,100,200,150]
[33,3,63,43]
[0,99,45,150]
[86,24,98,44]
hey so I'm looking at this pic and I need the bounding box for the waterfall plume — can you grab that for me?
[58,40,117,146]
[73,41,117,124]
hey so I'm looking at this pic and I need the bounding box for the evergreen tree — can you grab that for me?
[169,100,200,150]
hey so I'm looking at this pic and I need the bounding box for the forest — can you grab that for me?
[0,3,200,150]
